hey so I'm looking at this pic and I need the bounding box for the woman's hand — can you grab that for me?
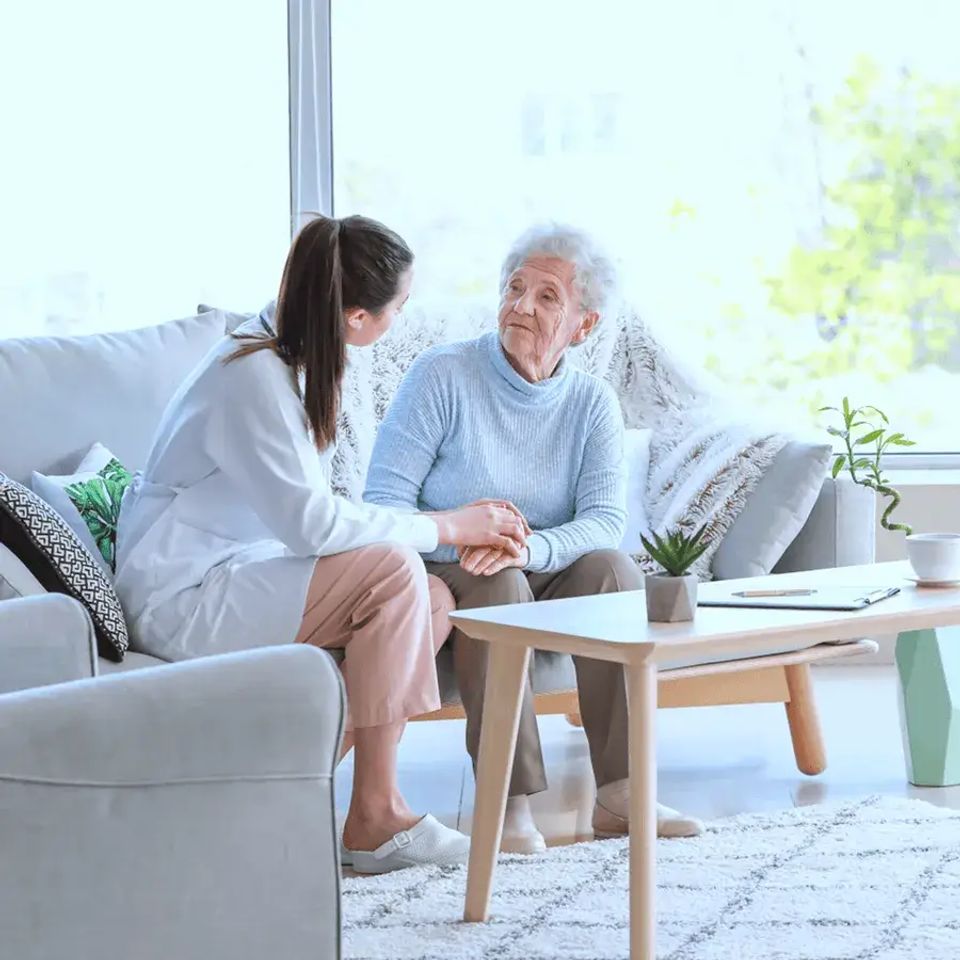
[457,500,531,573]
[466,499,531,536]
[459,544,529,576]
[430,503,526,555]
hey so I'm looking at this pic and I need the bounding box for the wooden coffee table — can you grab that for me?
[450,560,960,960]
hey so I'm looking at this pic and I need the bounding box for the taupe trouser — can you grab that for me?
[427,549,643,797]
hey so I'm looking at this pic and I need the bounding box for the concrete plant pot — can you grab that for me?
[645,574,698,623]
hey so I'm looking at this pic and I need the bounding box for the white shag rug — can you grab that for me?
[342,796,960,960]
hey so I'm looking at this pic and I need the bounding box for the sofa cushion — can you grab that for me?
[0,311,225,485]
[97,650,168,675]
[620,428,653,555]
[197,303,256,333]
[775,476,877,572]
[0,474,129,660]
[711,440,832,580]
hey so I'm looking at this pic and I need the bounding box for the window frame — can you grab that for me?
[289,0,334,223]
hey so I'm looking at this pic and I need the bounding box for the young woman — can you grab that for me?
[115,215,526,873]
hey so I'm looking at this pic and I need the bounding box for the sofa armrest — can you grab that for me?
[0,645,345,960]
[0,542,46,599]
[775,477,877,572]
[0,643,344,782]
[0,594,97,695]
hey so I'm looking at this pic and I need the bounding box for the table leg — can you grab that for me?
[626,662,657,960]
[784,663,827,775]
[464,642,531,923]
[896,626,960,786]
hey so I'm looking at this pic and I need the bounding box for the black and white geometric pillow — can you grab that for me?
[0,473,129,661]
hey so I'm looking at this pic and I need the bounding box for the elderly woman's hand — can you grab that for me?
[459,544,529,576]
[456,499,531,574]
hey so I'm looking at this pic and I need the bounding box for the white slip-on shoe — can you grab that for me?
[350,815,471,875]
[500,829,547,854]
[500,795,547,854]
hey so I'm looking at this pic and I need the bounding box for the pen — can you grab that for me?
[733,589,817,598]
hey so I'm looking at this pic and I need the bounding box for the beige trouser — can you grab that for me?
[427,548,644,796]
[295,544,454,730]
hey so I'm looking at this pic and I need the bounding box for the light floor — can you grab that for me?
[334,664,960,844]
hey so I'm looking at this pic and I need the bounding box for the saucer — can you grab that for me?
[907,576,960,589]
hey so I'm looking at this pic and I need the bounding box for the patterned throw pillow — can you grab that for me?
[31,443,133,575]
[0,473,129,661]
[65,456,132,572]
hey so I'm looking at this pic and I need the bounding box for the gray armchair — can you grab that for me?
[0,594,345,960]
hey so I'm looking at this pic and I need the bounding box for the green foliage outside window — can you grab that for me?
[762,55,960,389]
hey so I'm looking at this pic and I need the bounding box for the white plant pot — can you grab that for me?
[834,477,877,564]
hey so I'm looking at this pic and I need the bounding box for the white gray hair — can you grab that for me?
[499,222,618,316]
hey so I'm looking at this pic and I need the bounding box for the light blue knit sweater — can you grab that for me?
[363,332,627,573]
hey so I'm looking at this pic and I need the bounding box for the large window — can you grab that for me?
[1,1,290,339]
[331,0,960,454]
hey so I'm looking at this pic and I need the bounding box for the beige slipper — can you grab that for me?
[593,800,704,839]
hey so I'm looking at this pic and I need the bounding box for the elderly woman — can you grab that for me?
[364,224,703,853]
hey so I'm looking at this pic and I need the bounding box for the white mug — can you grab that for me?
[906,533,960,583]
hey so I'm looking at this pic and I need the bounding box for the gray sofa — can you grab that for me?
[1,312,350,959]
[0,309,875,696]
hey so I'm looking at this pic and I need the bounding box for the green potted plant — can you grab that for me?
[640,524,710,622]
[820,397,915,535]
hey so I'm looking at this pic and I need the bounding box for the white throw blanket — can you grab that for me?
[331,302,786,580]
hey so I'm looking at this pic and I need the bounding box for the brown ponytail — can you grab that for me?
[226,214,413,449]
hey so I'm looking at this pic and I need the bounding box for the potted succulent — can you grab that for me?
[820,397,915,535]
[640,524,710,622]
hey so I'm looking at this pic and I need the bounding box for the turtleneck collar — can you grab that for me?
[484,331,570,404]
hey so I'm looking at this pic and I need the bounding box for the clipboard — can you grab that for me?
[698,586,901,612]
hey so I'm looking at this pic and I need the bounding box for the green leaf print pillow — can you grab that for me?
[31,443,134,577]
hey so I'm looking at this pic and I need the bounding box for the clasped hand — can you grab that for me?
[459,499,530,577]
